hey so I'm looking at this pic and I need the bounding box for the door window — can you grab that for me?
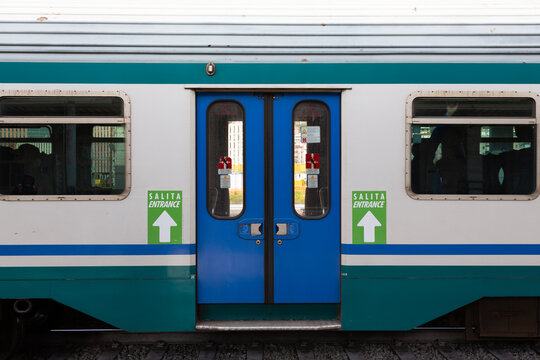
[206,100,245,218]
[293,101,330,218]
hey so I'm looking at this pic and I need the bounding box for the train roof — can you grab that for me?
[0,0,540,62]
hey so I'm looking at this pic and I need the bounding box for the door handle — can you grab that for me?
[238,219,264,240]
[275,223,288,236]
[273,219,300,239]
[250,223,263,236]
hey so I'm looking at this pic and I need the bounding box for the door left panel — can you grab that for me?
[197,93,265,303]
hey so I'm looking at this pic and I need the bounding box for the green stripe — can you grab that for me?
[342,266,540,331]
[1,63,539,84]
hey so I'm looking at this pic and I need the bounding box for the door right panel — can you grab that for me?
[273,93,341,303]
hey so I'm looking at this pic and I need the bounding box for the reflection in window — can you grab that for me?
[293,101,330,218]
[413,97,535,117]
[207,101,244,218]
[411,124,536,195]
[0,97,124,117]
[0,124,126,195]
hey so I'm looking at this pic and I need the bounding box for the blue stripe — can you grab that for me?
[342,244,540,255]
[0,244,195,256]
[8,243,540,256]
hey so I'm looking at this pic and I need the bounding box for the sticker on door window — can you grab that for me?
[306,153,320,175]
[307,175,318,188]
[301,126,321,144]
[220,175,231,189]
[148,190,182,244]
[352,191,386,244]
[218,156,232,175]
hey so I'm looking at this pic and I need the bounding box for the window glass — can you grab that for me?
[411,124,536,195]
[410,97,537,196]
[207,101,244,218]
[0,97,123,117]
[0,124,125,195]
[413,97,535,118]
[293,101,330,218]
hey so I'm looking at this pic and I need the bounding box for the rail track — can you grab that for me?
[10,329,540,360]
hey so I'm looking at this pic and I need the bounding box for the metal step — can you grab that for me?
[195,319,341,331]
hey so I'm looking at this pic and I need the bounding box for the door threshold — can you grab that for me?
[195,319,341,331]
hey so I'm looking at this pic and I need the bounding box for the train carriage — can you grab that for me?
[0,0,539,347]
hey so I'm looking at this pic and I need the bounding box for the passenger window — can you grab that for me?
[0,93,130,200]
[206,101,244,218]
[293,101,330,218]
[407,94,537,199]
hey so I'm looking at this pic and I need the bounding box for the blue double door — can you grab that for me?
[197,92,340,304]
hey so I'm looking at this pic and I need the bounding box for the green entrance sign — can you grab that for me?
[148,191,182,244]
[352,191,386,244]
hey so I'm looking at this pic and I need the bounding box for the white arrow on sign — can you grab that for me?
[357,211,381,243]
[153,210,177,243]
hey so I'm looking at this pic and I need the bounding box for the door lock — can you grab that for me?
[255,240,261,245]
[277,239,283,245]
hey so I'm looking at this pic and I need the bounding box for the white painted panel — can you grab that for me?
[0,255,195,267]
[2,82,540,268]
[0,84,195,246]
[343,255,540,266]
[342,84,540,247]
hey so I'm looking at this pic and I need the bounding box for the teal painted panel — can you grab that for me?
[0,279,195,332]
[198,304,338,320]
[342,266,540,331]
[0,281,53,299]
[0,266,194,281]
[0,63,540,84]
[0,266,196,332]
[0,278,195,332]
[53,279,195,332]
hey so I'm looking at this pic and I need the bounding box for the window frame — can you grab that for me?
[0,89,131,201]
[405,90,540,201]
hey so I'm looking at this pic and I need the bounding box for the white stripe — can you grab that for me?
[0,255,195,267]
[342,254,540,266]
